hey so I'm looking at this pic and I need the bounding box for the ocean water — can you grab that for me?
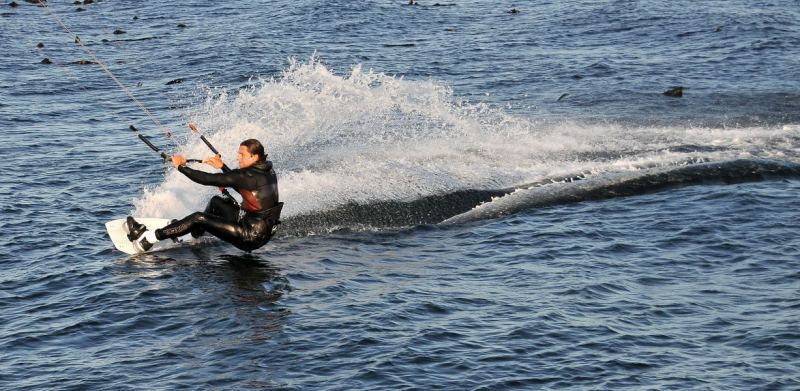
[2,0,799,389]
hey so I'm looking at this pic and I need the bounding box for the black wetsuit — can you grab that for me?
[154,160,282,251]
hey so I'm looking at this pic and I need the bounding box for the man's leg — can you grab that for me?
[192,195,239,238]
[156,211,245,246]
[206,195,239,220]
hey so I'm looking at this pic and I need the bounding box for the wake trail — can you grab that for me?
[132,56,800,231]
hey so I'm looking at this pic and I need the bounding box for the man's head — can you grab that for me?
[238,139,265,168]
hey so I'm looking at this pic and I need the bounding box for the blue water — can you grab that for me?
[2,1,800,389]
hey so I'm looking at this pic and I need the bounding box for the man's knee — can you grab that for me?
[206,196,223,212]
[188,212,207,223]
[207,195,236,214]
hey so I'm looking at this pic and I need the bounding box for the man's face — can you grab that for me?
[238,145,259,168]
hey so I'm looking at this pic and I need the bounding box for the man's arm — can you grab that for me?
[177,165,252,188]
[202,154,232,173]
[171,154,252,188]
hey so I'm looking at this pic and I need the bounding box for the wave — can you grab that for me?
[280,188,509,236]
[277,159,800,235]
[442,159,800,225]
[132,57,800,234]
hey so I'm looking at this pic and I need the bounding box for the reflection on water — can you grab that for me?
[111,248,292,344]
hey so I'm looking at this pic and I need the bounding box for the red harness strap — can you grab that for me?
[236,188,262,212]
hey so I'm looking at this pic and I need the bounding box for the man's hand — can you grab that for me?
[203,154,224,169]
[171,155,187,168]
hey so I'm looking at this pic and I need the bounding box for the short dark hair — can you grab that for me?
[240,139,266,161]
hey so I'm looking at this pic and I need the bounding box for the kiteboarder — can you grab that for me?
[126,138,282,252]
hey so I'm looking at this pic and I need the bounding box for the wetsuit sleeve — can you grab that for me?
[178,166,257,188]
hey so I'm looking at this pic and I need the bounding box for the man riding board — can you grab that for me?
[126,138,282,252]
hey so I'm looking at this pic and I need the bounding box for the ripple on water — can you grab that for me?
[3,0,800,387]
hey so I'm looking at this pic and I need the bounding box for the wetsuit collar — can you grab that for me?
[250,160,271,171]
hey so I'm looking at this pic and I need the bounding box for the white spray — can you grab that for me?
[133,57,799,220]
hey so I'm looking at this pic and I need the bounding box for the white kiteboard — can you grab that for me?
[105,218,192,255]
